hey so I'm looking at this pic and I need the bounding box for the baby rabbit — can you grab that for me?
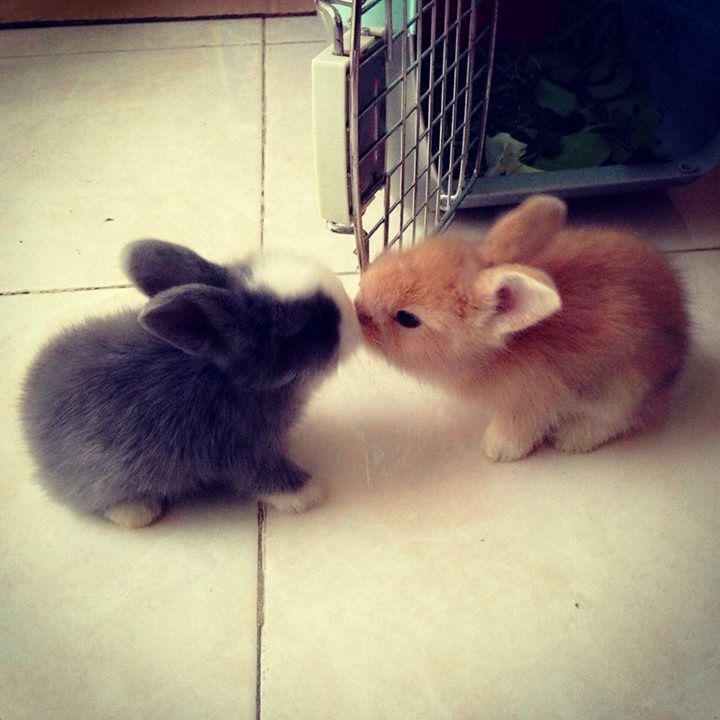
[22,240,359,527]
[355,195,688,461]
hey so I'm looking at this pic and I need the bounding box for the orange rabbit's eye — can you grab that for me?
[395,310,421,328]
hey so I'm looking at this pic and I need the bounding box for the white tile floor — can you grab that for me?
[1,15,719,720]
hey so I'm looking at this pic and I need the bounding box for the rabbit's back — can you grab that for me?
[521,228,688,392]
[21,311,280,512]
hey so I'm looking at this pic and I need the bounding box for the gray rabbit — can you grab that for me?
[21,240,359,528]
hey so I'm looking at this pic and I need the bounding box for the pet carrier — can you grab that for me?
[312,0,720,270]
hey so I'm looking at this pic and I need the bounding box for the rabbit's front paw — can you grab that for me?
[481,420,535,462]
[261,477,326,514]
[104,499,163,528]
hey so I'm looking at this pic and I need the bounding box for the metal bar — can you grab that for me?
[364,211,388,241]
[316,0,345,55]
[382,170,391,248]
[456,0,479,186]
[347,2,369,269]
[421,0,438,236]
[388,160,432,192]
[356,55,474,157]
[474,0,499,176]
[412,48,483,107]
[388,99,479,176]
[426,80,471,132]
[401,199,432,234]
[384,0,393,62]
[358,118,402,165]
[357,36,477,122]
[397,0,409,250]
[437,133,480,189]
[362,0,387,14]
[410,0,423,246]
[444,1,464,203]
[345,0,495,268]
[433,0,452,222]
[357,74,403,119]
[390,3,475,46]
[386,124,476,185]
[357,35,387,66]
[355,0,385,13]
[426,132,480,181]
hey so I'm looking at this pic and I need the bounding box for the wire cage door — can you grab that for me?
[313,0,498,270]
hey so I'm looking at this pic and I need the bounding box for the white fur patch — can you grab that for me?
[104,500,163,528]
[248,253,360,361]
[249,254,330,300]
[261,477,326,513]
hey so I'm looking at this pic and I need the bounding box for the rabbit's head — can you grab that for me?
[124,240,359,390]
[353,196,566,379]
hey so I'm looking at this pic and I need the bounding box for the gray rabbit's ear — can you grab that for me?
[124,239,229,296]
[138,284,240,358]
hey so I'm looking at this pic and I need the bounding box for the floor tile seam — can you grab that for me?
[264,39,327,47]
[0,283,132,297]
[255,501,266,720]
[255,21,268,720]
[0,272,358,298]
[0,41,262,60]
[663,246,720,255]
[259,17,267,253]
[0,38,326,60]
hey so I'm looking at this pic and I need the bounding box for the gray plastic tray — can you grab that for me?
[461,0,720,208]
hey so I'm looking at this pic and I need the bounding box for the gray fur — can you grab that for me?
[21,240,344,516]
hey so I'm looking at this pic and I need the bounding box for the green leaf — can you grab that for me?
[531,131,613,171]
[513,164,544,174]
[535,79,578,116]
[586,62,634,99]
[484,132,529,177]
[526,128,563,159]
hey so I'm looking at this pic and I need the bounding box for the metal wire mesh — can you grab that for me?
[341,0,499,270]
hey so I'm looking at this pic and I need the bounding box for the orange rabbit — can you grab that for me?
[354,195,689,461]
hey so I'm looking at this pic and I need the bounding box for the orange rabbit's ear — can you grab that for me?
[475,263,561,338]
[479,195,567,264]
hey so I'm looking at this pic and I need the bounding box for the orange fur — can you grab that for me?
[355,195,689,461]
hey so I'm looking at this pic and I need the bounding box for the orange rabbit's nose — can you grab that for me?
[357,310,373,327]
[354,301,379,344]
[354,299,371,325]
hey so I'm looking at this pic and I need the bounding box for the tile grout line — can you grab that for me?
[663,246,720,254]
[256,20,268,720]
[262,39,328,46]
[0,38,325,62]
[255,501,267,720]
[259,17,267,254]
[0,42,262,59]
[0,283,131,297]
[0,39,326,61]
[0,273,359,298]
